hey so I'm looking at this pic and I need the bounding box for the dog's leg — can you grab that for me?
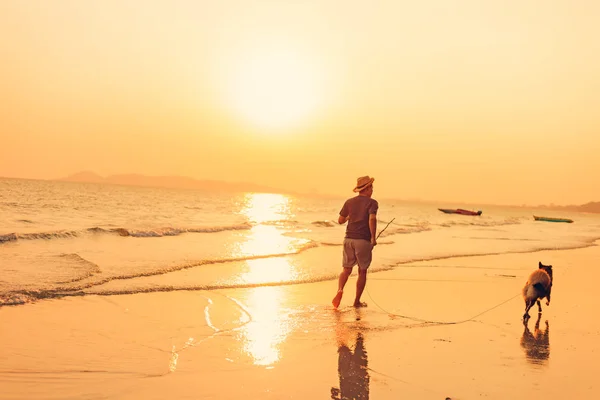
[536,299,542,313]
[546,287,552,306]
[524,299,535,320]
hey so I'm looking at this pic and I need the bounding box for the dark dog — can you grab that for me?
[522,262,553,320]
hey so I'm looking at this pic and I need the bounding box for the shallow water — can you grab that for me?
[2,177,599,306]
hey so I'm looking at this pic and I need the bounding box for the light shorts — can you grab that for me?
[342,238,373,270]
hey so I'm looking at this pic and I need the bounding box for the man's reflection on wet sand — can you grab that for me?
[520,313,550,365]
[331,309,370,400]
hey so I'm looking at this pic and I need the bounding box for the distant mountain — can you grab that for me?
[564,202,600,213]
[58,172,294,195]
[536,201,600,214]
[63,171,105,183]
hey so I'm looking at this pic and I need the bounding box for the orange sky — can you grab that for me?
[1,1,599,205]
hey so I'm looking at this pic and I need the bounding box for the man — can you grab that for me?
[332,176,378,309]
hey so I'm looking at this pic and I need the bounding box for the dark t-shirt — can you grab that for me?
[339,196,379,240]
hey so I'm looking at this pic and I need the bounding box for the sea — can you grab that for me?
[2,177,600,307]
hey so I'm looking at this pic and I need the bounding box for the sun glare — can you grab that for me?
[234,193,306,258]
[240,193,290,223]
[226,49,323,130]
[241,287,292,366]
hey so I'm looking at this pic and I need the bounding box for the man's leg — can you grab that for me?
[353,240,372,307]
[353,268,367,307]
[332,267,352,308]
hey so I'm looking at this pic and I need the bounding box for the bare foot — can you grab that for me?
[332,291,343,309]
[353,301,367,308]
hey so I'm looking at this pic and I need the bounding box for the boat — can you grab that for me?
[533,216,573,223]
[438,208,482,216]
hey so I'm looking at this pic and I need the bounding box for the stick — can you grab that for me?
[376,218,395,240]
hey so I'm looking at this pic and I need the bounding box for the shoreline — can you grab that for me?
[3,236,599,308]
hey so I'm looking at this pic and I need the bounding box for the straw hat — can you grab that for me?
[353,176,375,192]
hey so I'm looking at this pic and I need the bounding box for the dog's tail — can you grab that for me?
[523,269,552,302]
[523,282,546,302]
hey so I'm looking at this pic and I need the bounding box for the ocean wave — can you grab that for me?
[54,253,102,284]
[20,231,80,240]
[0,233,17,243]
[122,224,252,237]
[0,262,394,306]
[0,293,33,306]
[318,223,431,243]
[0,223,253,244]
[378,225,431,237]
[392,238,600,268]
[0,241,320,307]
[435,217,524,228]
[320,240,395,246]
[261,220,299,228]
[0,201,20,207]
[311,220,337,227]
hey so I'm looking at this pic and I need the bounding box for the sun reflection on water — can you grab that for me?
[240,193,293,224]
[236,224,300,257]
[234,194,300,366]
[240,286,292,366]
[241,257,298,284]
[234,193,308,283]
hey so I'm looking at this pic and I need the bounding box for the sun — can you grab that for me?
[225,49,323,130]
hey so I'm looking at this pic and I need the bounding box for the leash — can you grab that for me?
[366,216,521,325]
[366,286,521,325]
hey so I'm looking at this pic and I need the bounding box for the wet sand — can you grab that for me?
[2,242,600,399]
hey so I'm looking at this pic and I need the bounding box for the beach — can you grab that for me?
[3,242,600,399]
[2,179,600,399]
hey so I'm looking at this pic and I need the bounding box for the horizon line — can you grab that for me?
[2,172,596,210]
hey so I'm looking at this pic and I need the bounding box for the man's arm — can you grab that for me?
[369,214,377,245]
[338,215,349,224]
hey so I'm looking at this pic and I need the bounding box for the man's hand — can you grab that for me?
[368,214,377,245]
[338,215,349,224]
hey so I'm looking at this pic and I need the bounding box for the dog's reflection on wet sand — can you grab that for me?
[520,313,550,365]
